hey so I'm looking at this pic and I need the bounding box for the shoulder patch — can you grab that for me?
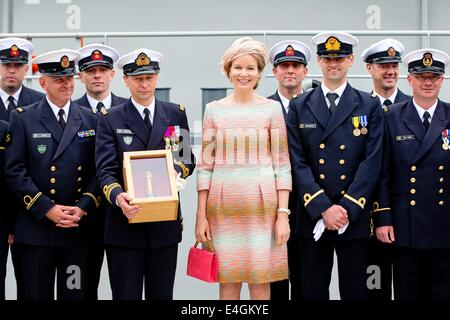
[179,104,185,112]
[16,107,24,113]
[383,105,389,113]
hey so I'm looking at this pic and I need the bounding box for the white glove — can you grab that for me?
[175,172,187,191]
[313,219,349,241]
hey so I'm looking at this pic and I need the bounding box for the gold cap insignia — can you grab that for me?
[92,50,103,61]
[387,47,396,57]
[325,37,341,51]
[10,45,19,57]
[285,45,295,56]
[60,55,70,68]
[135,53,151,66]
[423,53,433,67]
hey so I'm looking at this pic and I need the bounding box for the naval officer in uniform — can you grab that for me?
[361,38,411,300]
[267,39,311,301]
[5,49,99,300]
[374,48,450,299]
[95,48,195,300]
[74,43,127,300]
[287,32,383,300]
[0,37,44,300]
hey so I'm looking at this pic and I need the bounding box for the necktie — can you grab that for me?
[7,96,16,113]
[383,99,392,106]
[326,92,339,115]
[58,109,66,130]
[423,111,431,130]
[96,101,105,114]
[144,108,152,132]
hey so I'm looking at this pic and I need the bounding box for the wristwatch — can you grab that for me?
[277,208,291,216]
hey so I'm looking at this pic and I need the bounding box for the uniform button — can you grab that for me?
[77,166,82,171]
[438,165,444,171]
[439,189,444,194]
[411,166,416,172]
[340,175,346,181]
[319,159,325,165]
[77,188,82,193]
[341,190,345,195]
[439,177,444,183]
[439,201,444,206]
[410,189,416,194]
[50,189,56,195]
[319,174,325,180]
[339,159,345,165]
[319,143,325,149]
[410,200,416,206]
[410,177,416,183]
[340,145,346,150]
[77,177,82,182]
[50,165,56,172]
[50,178,56,184]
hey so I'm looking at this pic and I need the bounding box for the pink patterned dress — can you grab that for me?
[197,100,292,284]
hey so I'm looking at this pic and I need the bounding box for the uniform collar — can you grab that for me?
[86,92,112,111]
[412,97,438,122]
[0,85,22,107]
[131,96,155,122]
[46,96,71,121]
[374,88,398,105]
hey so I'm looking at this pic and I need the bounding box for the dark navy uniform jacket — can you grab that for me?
[0,86,44,122]
[268,90,298,229]
[393,89,411,104]
[96,99,196,249]
[73,93,127,112]
[0,120,11,233]
[4,99,99,247]
[287,83,383,240]
[374,99,450,249]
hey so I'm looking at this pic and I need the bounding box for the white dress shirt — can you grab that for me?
[321,81,347,109]
[0,86,22,111]
[131,97,155,124]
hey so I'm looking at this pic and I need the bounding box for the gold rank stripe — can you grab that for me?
[103,183,121,204]
[372,201,390,213]
[344,194,366,209]
[174,160,189,179]
[23,192,43,210]
[82,192,101,209]
[303,189,324,207]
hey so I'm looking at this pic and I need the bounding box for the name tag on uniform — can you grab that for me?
[32,133,51,139]
[116,129,134,135]
[299,123,317,129]
[396,135,415,141]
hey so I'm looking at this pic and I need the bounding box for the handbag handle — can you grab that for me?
[194,240,214,251]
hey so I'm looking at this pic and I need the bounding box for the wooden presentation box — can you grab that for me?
[123,149,179,223]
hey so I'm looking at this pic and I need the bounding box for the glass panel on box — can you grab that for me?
[130,157,171,198]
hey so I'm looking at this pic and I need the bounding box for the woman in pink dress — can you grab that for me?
[196,37,292,300]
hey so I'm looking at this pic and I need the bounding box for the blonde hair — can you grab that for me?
[220,37,268,79]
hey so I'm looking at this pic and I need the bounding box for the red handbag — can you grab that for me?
[187,241,218,283]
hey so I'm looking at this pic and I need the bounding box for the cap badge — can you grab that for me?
[387,47,396,57]
[423,53,433,67]
[9,45,19,58]
[60,55,70,68]
[135,53,151,66]
[285,45,295,56]
[91,50,103,61]
[325,37,341,51]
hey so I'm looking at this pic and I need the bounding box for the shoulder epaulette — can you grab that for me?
[179,104,185,112]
